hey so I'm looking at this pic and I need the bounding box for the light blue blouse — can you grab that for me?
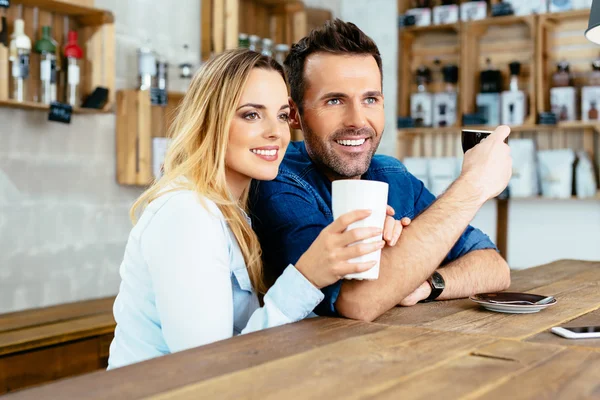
[108,189,324,369]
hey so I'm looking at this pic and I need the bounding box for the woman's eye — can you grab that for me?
[327,99,341,105]
[279,113,290,122]
[244,112,259,120]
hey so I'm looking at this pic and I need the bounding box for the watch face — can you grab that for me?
[431,272,445,289]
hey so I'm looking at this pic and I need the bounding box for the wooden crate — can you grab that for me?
[536,10,593,116]
[461,15,537,125]
[398,24,461,120]
[202,0,306,61]
[116,90,184,186]
[0,0,114,112]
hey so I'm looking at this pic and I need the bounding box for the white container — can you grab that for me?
[433,92,457,127]
[477,93,501,127]
[152,137,171,179]
[501,90,526,126]
[332,180,389,281]
[406,8,432,27]
[549,0,573,12]
[581,86,600,121]
[433,4,459,25]
[411,92,433,127]
[576,151,597,199]
[538,149,575,199]
[508,139,539,198]
[504,0,548,15]
[550,87,577,122]
[461,1,487,22]
[573,0,593,10]
[428,157,459,197]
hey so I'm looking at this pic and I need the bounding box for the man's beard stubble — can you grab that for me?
[301,122,382,180]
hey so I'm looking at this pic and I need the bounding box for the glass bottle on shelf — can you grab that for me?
[500,61,526,126]
[432,58,443,89]
[582,57,600,122]
[552,60,573,88]
[34,26,57,104]
[274,44,290,65]
[414,0,432,7]
[477,58,502,127]
[178,44,195,80]
[508,61,521,92]
[550,60,576,122]
[238,33,250,49]
[9,19,31,102]
[261,38,273,57]
[63,30,82,107]
[433,64,458,127]
[248,35,260,52]
[411,65,432,127]
[137,38,156,91]
[589,101,598,120]
[587,57,600,86]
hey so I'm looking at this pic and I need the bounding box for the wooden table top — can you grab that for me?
[6,259,600,399]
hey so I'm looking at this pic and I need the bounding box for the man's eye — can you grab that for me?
[327,99,341,105]
[365,97,377,104]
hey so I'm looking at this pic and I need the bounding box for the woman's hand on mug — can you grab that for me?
[383,206,411,247]
[295,209,385,289]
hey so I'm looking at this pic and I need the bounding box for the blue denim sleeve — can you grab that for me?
[409,173,498,264]
[250,181,341,316]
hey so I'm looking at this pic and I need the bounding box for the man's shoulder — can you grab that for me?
[279,141,314,177]
[367,154,409,179]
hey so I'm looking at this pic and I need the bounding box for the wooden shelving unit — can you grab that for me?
[115,90,185,186]
[0,98,109,113]
[397,1,599,258]
[201,0,315,61]
[0,0,115,113]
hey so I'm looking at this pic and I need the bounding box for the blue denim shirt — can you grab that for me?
[250,141,497,316]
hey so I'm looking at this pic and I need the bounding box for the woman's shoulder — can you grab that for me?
[139,188,226,237]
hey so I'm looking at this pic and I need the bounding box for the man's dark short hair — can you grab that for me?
[283,18,383,115]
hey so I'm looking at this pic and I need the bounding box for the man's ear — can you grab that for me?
[288,97,302,130]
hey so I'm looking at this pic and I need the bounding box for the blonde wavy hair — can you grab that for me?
[130,49,287,295]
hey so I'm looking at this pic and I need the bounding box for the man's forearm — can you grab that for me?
[437,249,510,300]
[336,178,487,321]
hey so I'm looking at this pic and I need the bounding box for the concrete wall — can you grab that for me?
[0,0,201,313]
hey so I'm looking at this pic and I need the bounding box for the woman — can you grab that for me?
[108,49,406,369]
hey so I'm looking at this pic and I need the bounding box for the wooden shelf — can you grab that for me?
[397,122,600,135]
[543,9,590,22]
[402,22,459,33]
[509,192,600,201]
[467,14,535,28]
[254,0,300,5]
[12,0,113,26]
[0,0,115,112]
[0,99,111,114]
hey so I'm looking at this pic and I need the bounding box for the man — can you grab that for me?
[250,19,512,322]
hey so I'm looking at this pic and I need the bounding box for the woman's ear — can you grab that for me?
[288,97,302,130]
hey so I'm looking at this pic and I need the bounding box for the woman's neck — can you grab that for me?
[225,168,251,201]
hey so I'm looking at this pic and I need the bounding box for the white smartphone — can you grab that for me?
[551,326,600,339]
